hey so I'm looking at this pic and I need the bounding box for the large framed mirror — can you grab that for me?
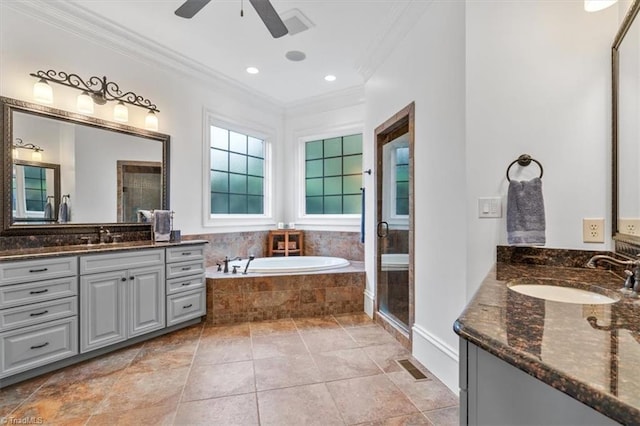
[1,96,170,236]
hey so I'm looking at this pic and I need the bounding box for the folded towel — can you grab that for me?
[153,210,171,242]
[507,177,546,246]
[360,187,365,244]
[137,210,153,223]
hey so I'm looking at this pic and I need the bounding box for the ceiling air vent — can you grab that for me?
[281,8,314,36]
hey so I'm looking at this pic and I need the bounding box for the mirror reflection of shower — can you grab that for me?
[379,134,410,329]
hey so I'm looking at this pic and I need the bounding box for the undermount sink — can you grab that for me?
[508,284,618,305]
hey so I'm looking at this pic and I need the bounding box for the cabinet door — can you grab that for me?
[80,271,127,353]
[128,265,165,338]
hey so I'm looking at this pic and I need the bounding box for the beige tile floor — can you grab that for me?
[1,313,459,425]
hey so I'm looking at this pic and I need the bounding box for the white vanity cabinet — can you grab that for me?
[80,249,165,353]
[0,256,78,378]
[165,245,206,326]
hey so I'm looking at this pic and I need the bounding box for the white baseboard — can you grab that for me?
[412,323,459,392]
[363,289,375,318]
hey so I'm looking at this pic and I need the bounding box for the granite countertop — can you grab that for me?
[0,239,208,261]
[455,248,640,425]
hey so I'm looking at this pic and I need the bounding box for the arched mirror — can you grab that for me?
[613,0,640,255]
[1,97,170,236]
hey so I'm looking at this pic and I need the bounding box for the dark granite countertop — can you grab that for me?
[0,239,208,261]
[455,247,640,425]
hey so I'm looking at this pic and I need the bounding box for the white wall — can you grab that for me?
[0,3,285,234]
[364,0,467,391]
[465,1,619,297]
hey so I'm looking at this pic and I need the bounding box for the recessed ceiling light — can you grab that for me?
[324,75,336,82]
[285,50,306,62]
[246,67,260,74]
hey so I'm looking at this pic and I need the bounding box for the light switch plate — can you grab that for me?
[478,197,502,218]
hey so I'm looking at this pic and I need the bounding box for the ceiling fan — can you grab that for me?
[175,0,289,39]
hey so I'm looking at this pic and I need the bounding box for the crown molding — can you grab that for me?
[284,86,365,118]
[354,0,433,82]
[4,0,285,114]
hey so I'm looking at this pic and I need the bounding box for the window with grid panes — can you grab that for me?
[209,126,265,214]
[305,134,363,214]
[23,165,47,212]
[395,146,409,216]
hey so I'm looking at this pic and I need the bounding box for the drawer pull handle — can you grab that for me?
[181,267,191,271]
[29,289,49,295]
[30,342,49,350]
[183,303,193,309]
[181,282,191,286]
[130,276,135,280]
[181,252,192,256]
[30,310,49,317]
[29,268,49,273]
[121,277,127,282]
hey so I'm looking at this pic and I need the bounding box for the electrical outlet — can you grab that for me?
[619,218,640,236]
[583,218,605,243]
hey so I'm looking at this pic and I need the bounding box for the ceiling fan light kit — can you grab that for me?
[175,0,289,38]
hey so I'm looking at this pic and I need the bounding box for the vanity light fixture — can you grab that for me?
[33,79,53,104]
[13,138,44,161]
[584,0,618,12]
[30,70,160,130]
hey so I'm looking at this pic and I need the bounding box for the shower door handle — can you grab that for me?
[377,221,389,238]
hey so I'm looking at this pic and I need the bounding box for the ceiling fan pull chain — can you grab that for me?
[240,0,244,17]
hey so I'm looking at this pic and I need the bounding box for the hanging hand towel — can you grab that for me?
[360,187,365,244]
[507,177,546,246]
[44,200,53,220]
[58,196,70,223]
[153,210,171,242]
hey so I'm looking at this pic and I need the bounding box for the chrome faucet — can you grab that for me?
[98,226,110,244]
[586,254,640,293]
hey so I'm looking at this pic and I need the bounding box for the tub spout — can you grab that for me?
[243,255,255,275]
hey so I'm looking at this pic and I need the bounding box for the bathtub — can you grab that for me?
[381,253,409,271]
[230,256,350,274]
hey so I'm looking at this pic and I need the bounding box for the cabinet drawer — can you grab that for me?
[0,257,77,286]
[0,276,78,309]
[1,317,78,378]
[166,245,205,263]
[167,288,205,327]
[166,260,205,280]
[167,274,205,295]
[0,296,77,332]
[80,249,164,275]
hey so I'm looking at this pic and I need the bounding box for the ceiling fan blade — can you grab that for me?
[248,0,288,38]
[175,0,212,19]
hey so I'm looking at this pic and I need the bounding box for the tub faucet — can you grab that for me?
[586,254,640,292]
[243,255,255,275]
[220,256,242,273]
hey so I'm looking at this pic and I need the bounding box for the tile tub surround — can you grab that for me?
[205,262,365,324]
[183,230,364,266]
[455,249,640,425]
[0,315,458,425]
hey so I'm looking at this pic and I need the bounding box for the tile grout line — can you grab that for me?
[172,323,207,425]
[248,322,263,426]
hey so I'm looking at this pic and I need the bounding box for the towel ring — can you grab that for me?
[506,154,543,182]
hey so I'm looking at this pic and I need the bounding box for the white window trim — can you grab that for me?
[202,108,276,230]
[382,142,409,231]
[294,123,364,231]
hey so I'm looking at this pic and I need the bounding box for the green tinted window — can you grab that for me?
[304,134,362,214]
[210,126,264,214]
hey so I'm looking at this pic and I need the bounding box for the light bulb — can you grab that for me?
[584,0,617,12]
[113,101,128,122]
[31,150,42,162]
[33,79,53,104]
[145,110,159,131]
[77,91,94,114]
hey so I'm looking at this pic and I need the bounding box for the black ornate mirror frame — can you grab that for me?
[0,96,170,236]
[612,0,640,256]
